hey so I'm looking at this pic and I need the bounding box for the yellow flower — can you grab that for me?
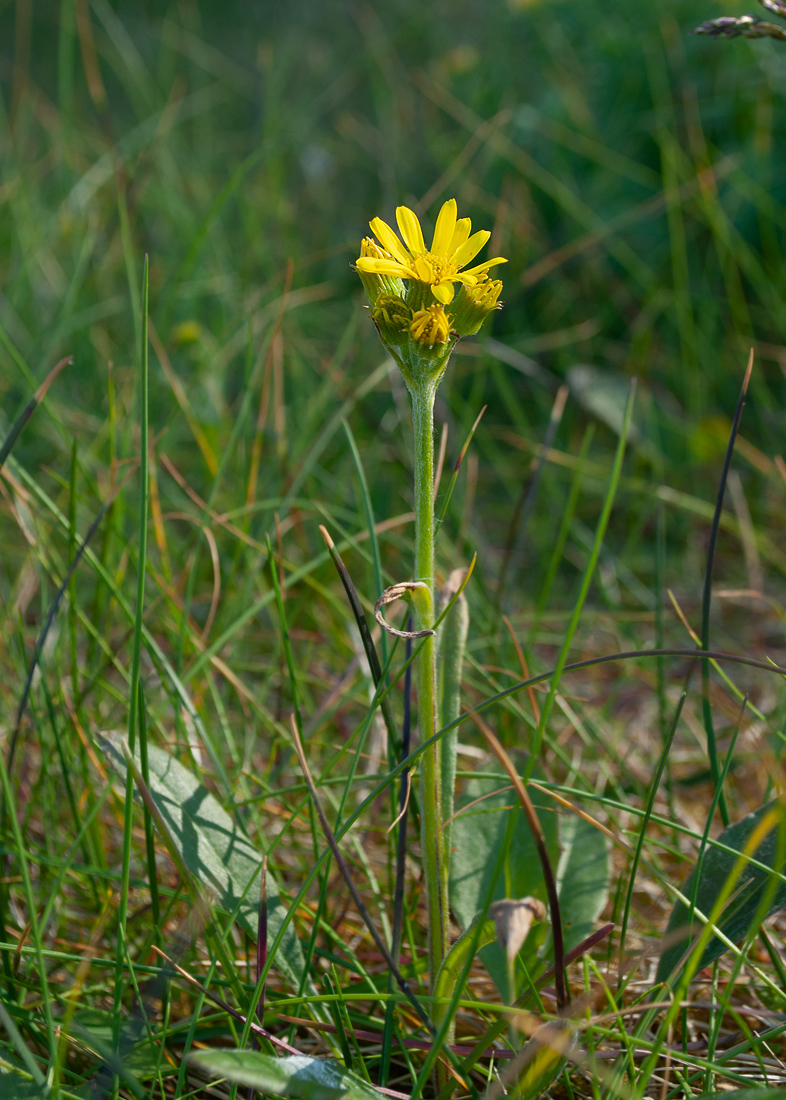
[356,237,405,304]
[450,274,504,336]
[410,304,452,347]
[356,198,507,305]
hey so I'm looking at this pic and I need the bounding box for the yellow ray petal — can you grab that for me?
[431,199,458,256]
[396,206,426,255]
[452,230,491,270]
[414,255,434,282]
[461,256,508,278]
[370,217,411,266]
[431,281,455,304]
[447,217,472,255]
[356,257,414,277]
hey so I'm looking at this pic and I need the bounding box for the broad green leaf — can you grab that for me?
[0,1086,43,1099]
[0,1067,43,1099]
[74,1009,177,1080]
[567,364,653,457]
[99,730,308,991]
[450,773,559,997]
[657,799,786,983]
[189,1050,383,1100]
[555,812,610,953]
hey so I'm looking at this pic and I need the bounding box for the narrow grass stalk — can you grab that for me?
[616,692,685,992]
[286,713,479,1097]
[318,524,399,754]
[6,461,137,776]
[636,806,785,1096]
[525,382,636,780]
[138,682,160,934]
[683,699,746,969]
[0,748,57,1066]
[434,404,486,533]
[527,425,594,647]
[0,356,70,471]
[438,577,468,861]
[381,628,413,1086]
[342,419,387,664]
[497,383,568,604]
[700,350,753,828]
[418,813,518,1100]
[112,254,149,1081]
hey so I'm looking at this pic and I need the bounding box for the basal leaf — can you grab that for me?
[74,1009,177,1080]
[657,798,786,983]
[190,1050,383,1100]
[450,773,559,997]
[0,1066,44,1099]
[99,730,307,991]
[555,812,610,953]
[567,364,651,455]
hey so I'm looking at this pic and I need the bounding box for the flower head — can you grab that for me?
[410,304,452,348]
[371,294,412,344]
[356,237,406,305]
[356,198,507,305]
[450,274,503,336]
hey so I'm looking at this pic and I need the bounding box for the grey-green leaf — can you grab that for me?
[190,1050,383,1100]
[99,730,307,991]
[449,773,559,997]
[657,799,786,983]
[568,365,643,446]
[555,812,610,953]
[0,1072,44,1100]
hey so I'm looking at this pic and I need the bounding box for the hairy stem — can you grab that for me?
[410,378,450,985]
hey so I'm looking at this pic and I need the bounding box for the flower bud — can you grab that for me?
[450,275,503,336]
[371,295,412,345]
[410,304,452,348]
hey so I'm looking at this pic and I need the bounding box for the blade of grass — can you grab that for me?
[0,356,70,471]
[616,691,685,992]
[700,349,753,828]
[0,745,56,1066]
[498,383,569,606]
[112,253,150,1084]
[138,681,160,935]
[286,714,432,1034]
[527,424,594,648]
[525,380,636,779]
[6,459,138,775]
[212,644,786,1098]
[318,524,399,753]
[414,810,518,1100]
[381,624,412,1087]
[435,405,486,531]
[342,419,387,665]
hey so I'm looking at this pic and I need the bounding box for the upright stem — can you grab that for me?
[410,378,450,985]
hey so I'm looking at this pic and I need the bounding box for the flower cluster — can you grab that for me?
[355,199,505,372]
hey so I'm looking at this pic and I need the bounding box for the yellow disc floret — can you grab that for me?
[356,198,507,305]
[410,304,452,348]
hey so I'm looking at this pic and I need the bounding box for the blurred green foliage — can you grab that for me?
[2,0,786,426]
[1,0,784,641]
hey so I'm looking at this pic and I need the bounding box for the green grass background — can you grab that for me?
[2,0,786,1094]
[3,0,786,595]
